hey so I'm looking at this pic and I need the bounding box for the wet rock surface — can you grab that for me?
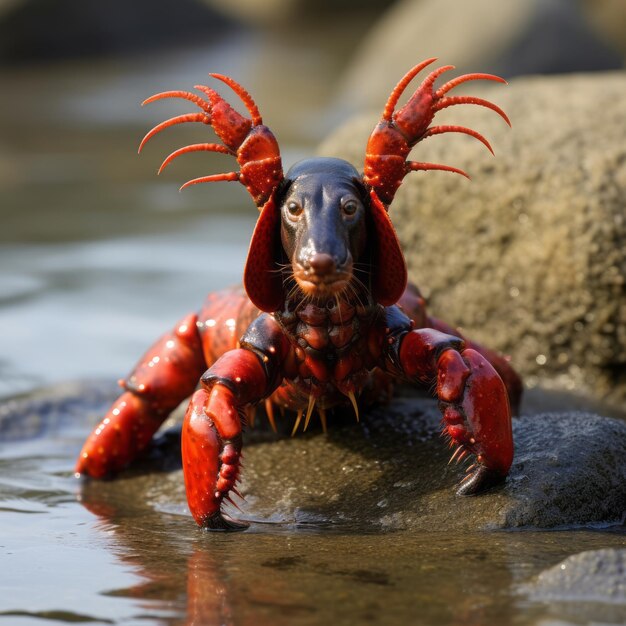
[5,382,625,531]
[320,72,626,406]
[235,402,626,532]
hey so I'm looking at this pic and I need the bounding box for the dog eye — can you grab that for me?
[341,199,359,216]
[286,201,303,217]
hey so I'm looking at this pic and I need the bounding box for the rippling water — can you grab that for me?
[0,217,253,396]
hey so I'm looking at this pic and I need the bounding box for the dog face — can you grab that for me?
[278,158,368,301]
[243,157,407,312]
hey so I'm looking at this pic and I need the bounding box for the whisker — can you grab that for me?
[295,291,312,312]
[285,282,300,302]
[334,294,342,323]
[349,275,370,308]
[345,280,359,305]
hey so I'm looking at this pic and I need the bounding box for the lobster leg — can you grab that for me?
[428,316,523,416]
[182,347,274,530]
[182,386,247,531]
[75,313,206,478]
[397,284,523,414]
[397,328,514,494]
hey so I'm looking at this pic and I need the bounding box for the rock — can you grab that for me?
[520,549,626,624]
[319,72,626,406]
[236,401,626,531]
[0,380,119,442]
[336,0,623,116]
[502,411,626,529]
[2,383,625,530]
[526,549,626,603]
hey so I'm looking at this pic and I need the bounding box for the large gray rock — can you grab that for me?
[319,72,626,406]
[336,0,623,116]
[526,549,626,603]
[520,549,626,624]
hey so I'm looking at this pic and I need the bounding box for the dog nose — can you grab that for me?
[309,253,336,276]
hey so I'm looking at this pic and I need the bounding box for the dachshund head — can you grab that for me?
[243,157,407,312]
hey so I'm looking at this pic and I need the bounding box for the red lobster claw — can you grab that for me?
[364,57,510,206]
[139,74,283,208]
[139,75,287,312]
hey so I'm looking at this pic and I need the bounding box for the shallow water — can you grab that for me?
[1,31,625,626]
[0,384,625,626]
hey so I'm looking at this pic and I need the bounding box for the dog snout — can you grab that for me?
[308,253,337,277]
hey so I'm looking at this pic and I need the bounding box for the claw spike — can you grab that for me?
[158,143,232,174]
[407,161,470,179]
[179,171,239,191]
[291,409,303,437]
[347,390,359,422]
[433,95,511,127]
[304,394,316,431]
[418,64,454,94]
[436,73,507,98]
[456,450,469,464]
[449,445,465,465]
[141,90,211,115]
[459,471,474,484]
[231,486,245,500]
[264,399,277,433]
[224,495,243,512]
[138,113,208,153]
[194,84,220,105]
[209,73,262,125]
[383,57,438,120]
[423,125,494,155]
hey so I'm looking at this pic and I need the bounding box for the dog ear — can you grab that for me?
[368,190,407,306]
[243,193,284,312]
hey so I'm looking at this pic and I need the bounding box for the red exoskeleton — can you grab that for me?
[75,58,521,530]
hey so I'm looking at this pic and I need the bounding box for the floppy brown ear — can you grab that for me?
[243,194,284,312]
[368,190,407,306]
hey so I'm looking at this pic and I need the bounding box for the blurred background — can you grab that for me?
[1,0,624,399]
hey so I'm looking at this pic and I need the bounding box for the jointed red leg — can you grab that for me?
[181,348,273,530]
[397,284,522,414]
[428,316,523,416]
[75,313,206,478]
[398,328,514,494]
